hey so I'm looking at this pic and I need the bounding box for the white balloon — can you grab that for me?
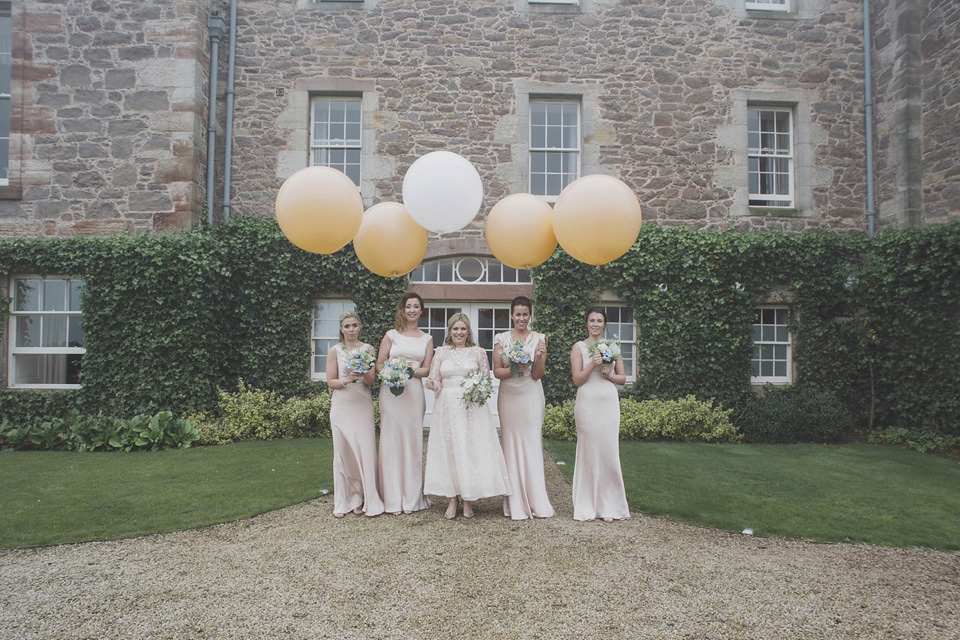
[402,151,484,234]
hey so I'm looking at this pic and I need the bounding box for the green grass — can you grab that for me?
[0,439,333,548]
[546,441,960,550]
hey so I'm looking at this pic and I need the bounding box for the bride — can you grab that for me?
[423,313,512,519]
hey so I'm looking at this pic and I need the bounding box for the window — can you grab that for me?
[410,257,532,285]
[311,299,356,380]
[751,307,792,383]
[8,277,85,388]
[529,100,580,201]
[745,0,789,11]
[0,4,11,187]
[310,97,362,187]
[748,107,794,207]
[597,305,636,382]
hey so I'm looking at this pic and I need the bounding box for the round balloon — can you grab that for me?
[353,202,428,277]
[402,151,483,234]
[485,194,557,269]
[275,166,363,254]
[552,174,643,266]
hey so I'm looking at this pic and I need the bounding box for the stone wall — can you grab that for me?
[0,0,217,238]
[226,0,870,234]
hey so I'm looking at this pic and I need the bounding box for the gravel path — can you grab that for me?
[2,458,958,639]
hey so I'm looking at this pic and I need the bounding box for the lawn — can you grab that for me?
[3,439,959,550]
[546,440,960,550]
[0,439,332,548]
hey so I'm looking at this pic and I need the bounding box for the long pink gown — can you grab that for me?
[377,329,432,513]
[495,331,555,519]
[423,345,512,502]
[330,344,384,516]
[572,341,630,521]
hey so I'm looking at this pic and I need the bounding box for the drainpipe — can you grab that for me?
[205,12,227,226]
[222,0,238,222]
[863,0,876,237]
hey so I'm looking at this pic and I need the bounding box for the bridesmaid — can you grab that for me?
[423,313,511,519]
[493,296,555,520]
[569,307,630,522]
[325,311,384,518]
[376,293,433,515]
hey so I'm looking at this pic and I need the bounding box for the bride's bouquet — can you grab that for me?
[344,345,376,374]
[460,369,493,409]
[379,356,415,397]
[587,338,621,363]
[499,338,532,377]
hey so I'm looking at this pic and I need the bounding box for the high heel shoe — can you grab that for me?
[462,499,474,519]
[444,499,458,520]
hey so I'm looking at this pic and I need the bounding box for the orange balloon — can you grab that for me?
[552,174,643,266]
[485,194,557,269]
[275,166,363,254]
[353,202,428,277]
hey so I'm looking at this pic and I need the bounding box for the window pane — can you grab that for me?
[68,316,84,347]
[531,125,545,149]
[15,315,39,347]
[68,280,84,311]
[15,279,40,312]
[774,361,787,377]
[530,103,546,126]
[13,353,78,385]
[531,151,546,173]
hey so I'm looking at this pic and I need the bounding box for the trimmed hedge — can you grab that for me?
[737,384,854,444]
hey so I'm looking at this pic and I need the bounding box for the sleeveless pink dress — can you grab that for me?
[495,331,555,519]
[572,341,630,521]
[377,329,432,513]
[330,344,384,516]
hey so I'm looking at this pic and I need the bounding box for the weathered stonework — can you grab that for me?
[0,0,956,238]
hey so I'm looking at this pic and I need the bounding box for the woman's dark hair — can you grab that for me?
[510,296,533,314]
[393,293,425,331]
[585,306,607,324]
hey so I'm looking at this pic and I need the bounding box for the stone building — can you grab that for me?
[1,0,957,393]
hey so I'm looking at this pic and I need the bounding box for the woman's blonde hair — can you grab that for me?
[338,310,362,343]
[393,293,425,332]
[444,312,476,347]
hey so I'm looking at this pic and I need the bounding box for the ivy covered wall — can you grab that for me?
[1,218,958,436]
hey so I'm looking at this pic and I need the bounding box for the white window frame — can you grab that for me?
[751,306,792,384]
[309,96,362,187]
[596,304,636,384]
[311,299,356,381]
[410,257,532,285]
[0,3,11,187]
[748,106,794,208]
[529,99,581,203]
[8,276,85,389]
[745,0,789,12]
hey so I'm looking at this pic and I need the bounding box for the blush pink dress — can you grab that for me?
[377,330,432,513]
[330,344,384,516]
[572,341,630,521]
[495,331,555,519]
[423,345,512,502]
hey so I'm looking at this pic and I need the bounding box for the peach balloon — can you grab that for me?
[275,166,363,254]
[353,202,428,277]
[485,193,557,269]
[551,174,643,266]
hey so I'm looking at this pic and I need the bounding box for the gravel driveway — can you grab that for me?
[2,457,957,639]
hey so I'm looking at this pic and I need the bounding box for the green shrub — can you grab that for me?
[620,395,738,443]
[541,395,738,442]
[738,384,854,444]
[868,427,960,454]
[542,400,577,441]
[190,380,334,444]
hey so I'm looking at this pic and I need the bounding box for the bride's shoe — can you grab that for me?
[444,499,458,520]
[462,500,474,519]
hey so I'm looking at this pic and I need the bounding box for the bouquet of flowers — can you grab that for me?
[345,345,376,374]
[587,338,621,363]
[379,356,415,397]
[460,369,493,409]
[499,339,533,377]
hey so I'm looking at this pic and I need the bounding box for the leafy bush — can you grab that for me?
[868,427,960,454]
[542,400,577,441]
[541,396,738,442]
[190,380,333,445]
[619,396,738,443]
[0,409,198,452]
[738,384,854,443]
